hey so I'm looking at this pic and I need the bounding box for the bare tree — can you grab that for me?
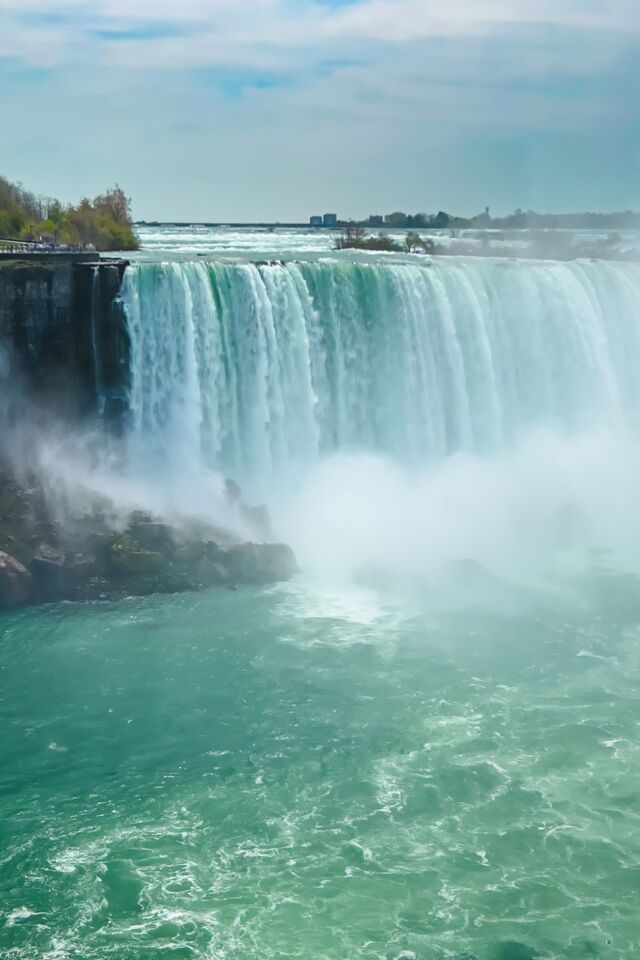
[94,185,132,226]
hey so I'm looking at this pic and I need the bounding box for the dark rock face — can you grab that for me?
[0,550,31,608]
[0,470,298,611]
[29,543,67,603]
[126,519,175,554]
[28,543,98,603]
[0,471,53,566]
[91,524,297,598]
[0,260,129,425]
[225,542,297,584]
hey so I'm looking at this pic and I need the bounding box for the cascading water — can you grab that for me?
[5,244,640,960]
[121,258,640,500]
[90,266,104,417]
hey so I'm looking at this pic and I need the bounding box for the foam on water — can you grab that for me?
[133,225,640,260]
[116,256,640,585]
[3,236,640,959]
[2,586,640,959]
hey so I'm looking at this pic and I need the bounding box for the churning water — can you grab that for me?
[120,256,640,581]
[2,230,640,959]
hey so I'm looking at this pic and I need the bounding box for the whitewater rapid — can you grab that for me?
[121,258,640,497]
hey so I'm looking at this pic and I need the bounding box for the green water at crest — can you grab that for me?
[1,579,639,960]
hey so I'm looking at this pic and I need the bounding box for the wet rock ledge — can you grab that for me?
[0,471,297,611]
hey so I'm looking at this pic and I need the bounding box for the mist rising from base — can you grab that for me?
[277,427,640,613]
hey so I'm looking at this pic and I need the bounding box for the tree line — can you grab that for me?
[0,176,139,251]
[365,209,640,230]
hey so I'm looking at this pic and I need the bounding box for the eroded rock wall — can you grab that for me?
[0,260,129,423]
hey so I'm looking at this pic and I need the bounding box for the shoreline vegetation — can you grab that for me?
[0,175,139,252]
[354,208,640,231]
[335,226,434,253]
[334,223,639,261]
[137,208,640,232]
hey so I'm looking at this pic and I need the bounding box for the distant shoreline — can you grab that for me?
[136,214,640,232]
[135,222,640,231]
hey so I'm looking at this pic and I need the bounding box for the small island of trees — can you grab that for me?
[334,216,639,261]
[335,223,436,254]
[0,176,139,252]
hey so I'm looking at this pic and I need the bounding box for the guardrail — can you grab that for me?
[0,238,39,253]
[0,238,98,254]
[0,251,103,264]
[0,238,103,264]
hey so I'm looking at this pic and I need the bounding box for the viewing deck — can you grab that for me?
[0,251,103,264]
[0,238,104,264]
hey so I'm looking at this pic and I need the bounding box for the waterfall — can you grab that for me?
[90,266,105,416]
[120,258,640,495]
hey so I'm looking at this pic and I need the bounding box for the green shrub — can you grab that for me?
[0,176,139,251]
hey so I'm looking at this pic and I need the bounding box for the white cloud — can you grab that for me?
[322,0,640,42]
[1,0,638,70]
[0,0,637,217]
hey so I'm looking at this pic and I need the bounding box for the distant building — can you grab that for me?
[473,206,492,227]
[385,211,408,227]
[368,215,384,227]
[323,213,338,228]
[309,216,323,227]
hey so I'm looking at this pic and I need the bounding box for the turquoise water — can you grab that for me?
[121,259,640,499]
[2,577,640,959]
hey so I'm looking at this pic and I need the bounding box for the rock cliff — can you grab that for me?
[0,259,129,423]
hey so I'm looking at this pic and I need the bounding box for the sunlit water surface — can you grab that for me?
[3,226,640,959]
[1,577,640,960]
[132,225,640,261]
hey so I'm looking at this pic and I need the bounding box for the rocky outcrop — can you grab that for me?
[29,543,98,604]
[0,551,31,608]
[96,514,295,594]
[225,542,296,583]
[0,262,298,611]
[0,469,297,612]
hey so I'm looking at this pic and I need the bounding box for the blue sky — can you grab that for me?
[0,0,638,220]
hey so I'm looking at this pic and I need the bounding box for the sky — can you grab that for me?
[0,0,639,221]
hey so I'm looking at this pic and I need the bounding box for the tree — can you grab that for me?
[334,222,366,249]
[433,211,450,229]
[0,174,139,250]
[405,232,435,254]
[405,232,422,253]
[334,227,402,252]
[93,185,132,227]
[345,221,365,243]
